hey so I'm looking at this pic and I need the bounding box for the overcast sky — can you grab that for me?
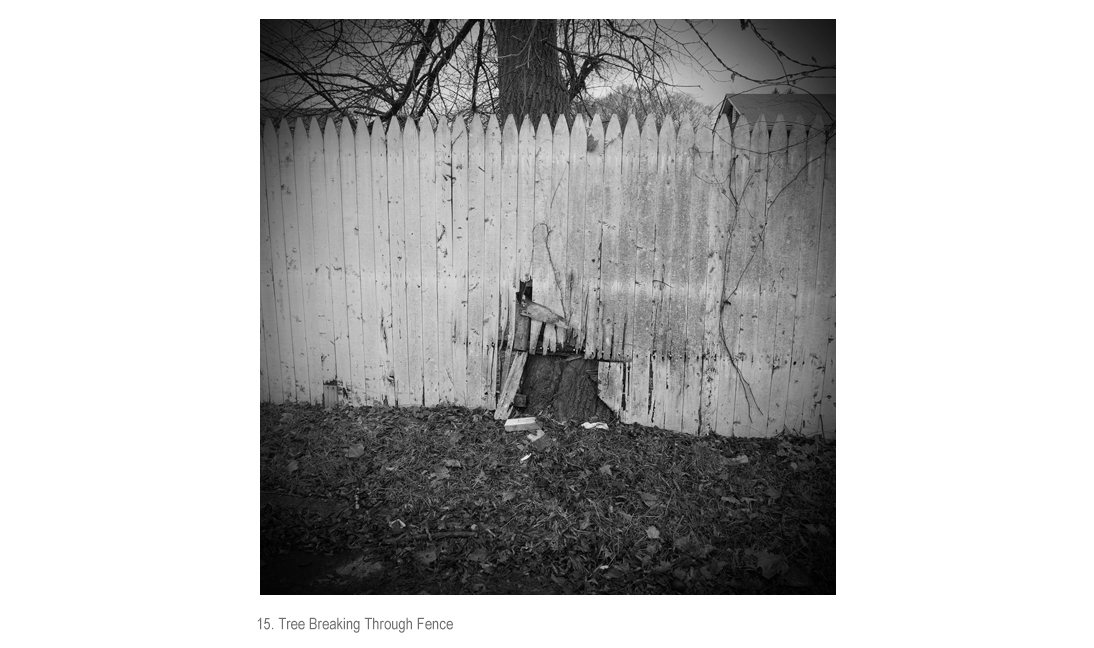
[651,19,836,107]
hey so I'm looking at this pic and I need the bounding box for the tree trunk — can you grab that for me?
[495,19,568,127]
[521,355,613,424]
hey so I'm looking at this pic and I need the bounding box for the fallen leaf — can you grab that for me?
[729,454,749,465]
[765,486,781,500]
[432,466,450,479]
[501,491,515,503]
[598,464,613,476]
[344,443,366,459]
[286,459,298,474]
[443,459,462,468]
[467,548,489,563]
[638,492,660,508]
[473,470,487,485]
[721,495,740,505]
[416,548,437,565]
[751,550,789,579]
[646,526,660,540]
[782,565,811,588]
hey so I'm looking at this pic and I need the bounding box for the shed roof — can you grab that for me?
[722,93,836,126]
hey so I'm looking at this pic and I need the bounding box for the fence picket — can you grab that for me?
[386,120,412,405]
[597,115,625,409]
[355,122,381,404]
[763,116,795,435]
[703,115,732,435]
[465,118,486,408]
[403,119,425,405]
[545,115,570,352]
[264,121,295,401]
[531,114,554,354]
[628,114,659,426]
[419,120,440,406]
[783,117,811,431]
[434,118,455,403]
[322,120,351,402]
[450,118,469,404]
[483,115,502,409]
[277,121,310,401]
[292,119,319,403]
[599,115,623,359]
[683,116,712,434]
[309,118,337,395]
[618,113,641,373]
[733,115,769,436]
[260,136,281,402]
[650,117,676,428]
[338,121,366,405]
[370,121,396,404]
[566,114,587,350]
[499,116,519,383]
[818,125,836,437]
[582,115,605,359]
[800,116,827,434]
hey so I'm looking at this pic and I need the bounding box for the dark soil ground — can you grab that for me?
[260,402,835,594]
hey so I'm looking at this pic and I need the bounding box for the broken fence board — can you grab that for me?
[494,351,528,420]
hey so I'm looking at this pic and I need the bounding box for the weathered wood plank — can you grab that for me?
[322,119,350,402]
[402,119,425,406]
[818,125,836,437]
[337,120,366,405]
[370,120,396,405]
[624,114,657,426]
[386,119,411,405]
[650,117,676,428]
[703,115,732,435]
[308,118,337,394]
[545,114,570,353]
[531,114,554,355]
[278,121,310,402]
[482,115,502,409]
[566,114,587,350]
[799,116,827,434]
[783,117,811,432]
[419,119,440,406]
[493,351,528,420]
[682,116,712,434]
[434,118,456,404]
[717,118,752,435]
[617,113,640,387]
[499,115,520,385]
[259,132,281,402]
[264,121,295,401]
[599,115,623,361]
[355,121,381,404]
[660,117,694,433]
[465,117,486,408]
[763,116,795,435]
[746,116,773,435]
[582,114,605,359]
[596,115,624,410]
[292,119,319,403]
[450,118,469,404]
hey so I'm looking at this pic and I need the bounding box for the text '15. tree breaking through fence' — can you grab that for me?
[261,112,834,437]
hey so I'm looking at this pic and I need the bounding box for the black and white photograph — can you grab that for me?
[260,18,836,596]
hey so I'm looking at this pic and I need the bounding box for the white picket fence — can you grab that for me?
[261,112,835,437]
